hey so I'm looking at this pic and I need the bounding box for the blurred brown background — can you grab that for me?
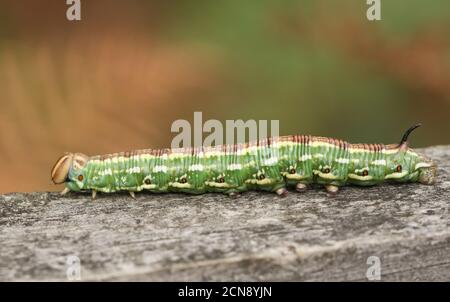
[0,0,449,193]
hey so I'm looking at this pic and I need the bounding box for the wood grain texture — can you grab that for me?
[1,146,449,281]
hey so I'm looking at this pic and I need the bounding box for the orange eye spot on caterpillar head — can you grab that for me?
[217,177,225,183]
[180,177,187,184]
[259,174,265,180]
[289,168,296,174]
[362,170,369,176]
[78,175,84,181]
[396,165,402,173]
[144,178,151,185]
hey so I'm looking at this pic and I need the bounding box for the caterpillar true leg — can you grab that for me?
[60,187,70,196]
[129,191,136,199]
[91,190,97,200]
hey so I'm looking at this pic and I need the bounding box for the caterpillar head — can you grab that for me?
[51,153,89,191]
[385,123,437,185]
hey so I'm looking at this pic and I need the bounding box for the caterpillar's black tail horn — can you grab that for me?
[399,123,422,148]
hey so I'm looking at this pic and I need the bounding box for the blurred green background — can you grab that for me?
[1,0,449,192]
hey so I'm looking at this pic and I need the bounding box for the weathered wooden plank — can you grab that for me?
[0,146,449,281]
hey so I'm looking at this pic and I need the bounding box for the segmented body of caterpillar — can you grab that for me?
[51,124,436,198]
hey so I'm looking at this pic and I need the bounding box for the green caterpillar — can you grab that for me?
[51,124,436,199]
